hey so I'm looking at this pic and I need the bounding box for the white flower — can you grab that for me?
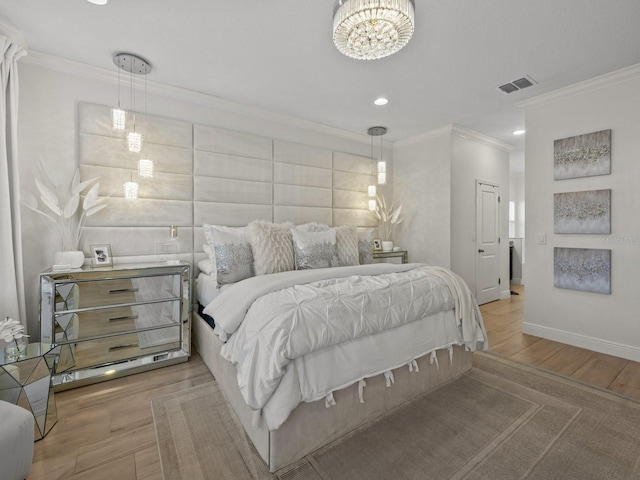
[0,317,29,343]
[22,159,108,251]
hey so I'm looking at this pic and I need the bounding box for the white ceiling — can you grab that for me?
[2,0,640,174]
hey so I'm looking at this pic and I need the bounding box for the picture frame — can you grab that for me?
[90,244,113,268]
[373,239,382,251]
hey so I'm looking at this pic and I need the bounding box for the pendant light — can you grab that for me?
[138,70,154,178]
[367,126,387,186]
[112,61,126,130]
[113,53,152,200]
[367,127,378,211]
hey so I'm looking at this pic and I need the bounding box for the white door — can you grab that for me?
[476,181,501,304]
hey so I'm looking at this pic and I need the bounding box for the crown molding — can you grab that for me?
[516,62,640,110]
[394,124,513,152]
[21,50,373,145]
[393,124,454,148]
[451,125,514,152]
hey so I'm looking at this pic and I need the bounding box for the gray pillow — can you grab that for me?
[291,228,337,270]
[203,224,254,285]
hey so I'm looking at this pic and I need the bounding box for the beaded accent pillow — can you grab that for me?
[291,228,338,270]
[248,221,295,275]
[203,224,254,286]
[335,225,359,266]
[357,229,374,265]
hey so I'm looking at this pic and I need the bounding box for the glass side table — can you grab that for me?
[0,342,58,440]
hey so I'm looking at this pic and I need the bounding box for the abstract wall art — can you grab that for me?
[554,247,611,294]
[554,129,611,180]
[554,189,611,234]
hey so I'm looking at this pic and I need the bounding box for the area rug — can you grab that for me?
[151,352,640,479]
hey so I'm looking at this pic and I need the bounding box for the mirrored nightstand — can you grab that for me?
[372,250,408,264]
[0,342,57,440]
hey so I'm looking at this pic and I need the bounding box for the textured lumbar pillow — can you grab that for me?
[335,225,359,266]
[248,221,295,275]
[291,228,338,270]
[357,229,374,265]
[203,224,254,285]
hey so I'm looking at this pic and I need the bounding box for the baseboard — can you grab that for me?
[500,289,511,300]
[510,278,523,285]
[523,322,640,362]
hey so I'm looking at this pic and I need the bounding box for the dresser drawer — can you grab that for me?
[54,274,181,312]
[54,301,181,341]
[71,325,182,371]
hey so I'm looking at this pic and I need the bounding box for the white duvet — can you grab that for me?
[204,263,487,430]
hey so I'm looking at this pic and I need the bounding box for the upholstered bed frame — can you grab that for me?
[193,311,473,472]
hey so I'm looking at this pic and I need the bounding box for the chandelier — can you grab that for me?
[333,0,415,60]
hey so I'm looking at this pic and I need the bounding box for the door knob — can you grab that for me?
[478,249,485,253]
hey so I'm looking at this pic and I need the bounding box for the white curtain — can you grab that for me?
[0,19,27,330]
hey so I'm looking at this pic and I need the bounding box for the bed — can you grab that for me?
[192,222,487,472]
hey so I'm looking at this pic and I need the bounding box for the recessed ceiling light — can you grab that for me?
[512,129,525,135]
[86,0,109,5]
[374,97,389,106]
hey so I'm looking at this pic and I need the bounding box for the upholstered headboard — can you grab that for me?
[78,102,376,268]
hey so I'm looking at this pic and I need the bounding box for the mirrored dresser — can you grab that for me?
[40,262,191,390]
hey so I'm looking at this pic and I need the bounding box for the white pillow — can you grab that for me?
[335,225,359,267]
[248,221,295,275]
[291,228,337,270]
[197,258,213,276]
[358,229,374,265]
[203,224,254,285]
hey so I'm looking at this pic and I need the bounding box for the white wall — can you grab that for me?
[393,126,511,299]
[522,64,640,361]
[17,53,391,339]
[393,129,452,267]
[450,132,511,298]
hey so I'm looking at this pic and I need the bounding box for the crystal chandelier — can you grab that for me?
[333,0,415,60]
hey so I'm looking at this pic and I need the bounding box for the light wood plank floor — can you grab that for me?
[29,285,640,479]
[481,284,640,400]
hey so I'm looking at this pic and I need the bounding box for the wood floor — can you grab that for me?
[28,284,640,479]
[481,284,640,400]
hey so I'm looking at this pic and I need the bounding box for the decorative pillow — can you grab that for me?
[197,258,213,276]
[296,222,331,233]
[357,229,374,265]
[335,225,359,266]
[291,228,337,270]
[248,221,295,275]
[203,224,254,285]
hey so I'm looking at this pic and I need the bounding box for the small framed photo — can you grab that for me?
[91,244,113,268]
[373,239,382,251]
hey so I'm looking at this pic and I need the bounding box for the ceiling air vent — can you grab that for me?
[497,75,536,94]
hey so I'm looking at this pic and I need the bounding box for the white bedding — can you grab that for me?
[195,272,226,307]
[204,263,487,430]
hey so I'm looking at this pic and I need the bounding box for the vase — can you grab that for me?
[382,241,394,252]
[4,338,27,360]
[54,250,85,269]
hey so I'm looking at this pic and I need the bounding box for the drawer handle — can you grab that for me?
[109,343,138,351]
[109,315,139,322]
[109,288,139,294]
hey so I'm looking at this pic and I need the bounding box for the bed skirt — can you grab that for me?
[193,311,473,472]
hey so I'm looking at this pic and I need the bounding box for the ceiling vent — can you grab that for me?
[497,75,536,94]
